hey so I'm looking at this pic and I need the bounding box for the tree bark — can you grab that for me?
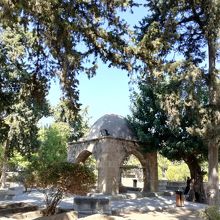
[206,14,219,205]
[0,140,9,188]
[185,156,206,203]
[207,143,219,205]
[43,190,63,216]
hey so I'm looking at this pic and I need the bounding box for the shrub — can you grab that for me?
[203,206,220,220]
[25,162,96,216]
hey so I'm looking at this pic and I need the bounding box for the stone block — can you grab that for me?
[0,202,38,216]
[0,189,15,200]
[74,196,111,216]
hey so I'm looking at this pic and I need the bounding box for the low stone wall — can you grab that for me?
[74,196,111,217]
[158,180,185,192]
[0,189,15,200]
[0,202,38,216]
[166,181,185,191]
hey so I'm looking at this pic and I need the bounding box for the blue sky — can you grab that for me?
[39,3,146,126]
[78,65,131,124]
[44,56,133,126]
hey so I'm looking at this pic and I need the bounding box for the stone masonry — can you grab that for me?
[67,114,158,195]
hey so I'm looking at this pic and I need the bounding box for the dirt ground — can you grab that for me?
[3,208,205,220]
[75,208,206,220]
[119,208,205,220]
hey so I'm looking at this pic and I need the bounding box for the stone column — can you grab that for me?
[96,139,122,195]
[143,152,158,192]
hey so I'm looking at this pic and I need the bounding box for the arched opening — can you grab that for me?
[120,154,144,192]
[75,150,92,163]
[75,150,98,190]
[84,154,98,179]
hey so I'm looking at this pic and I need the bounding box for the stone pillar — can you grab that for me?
[67,143,78,162]
[143,152,158,192]
[96,139,122,195]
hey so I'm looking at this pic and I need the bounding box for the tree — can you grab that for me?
[31,102,90,174]
[128,79,208,202]
[135,0,220,205]
[0,0,137,113]
[53,101,90,142]
[0,26,50,187]
[0,2,136,185]
[27,162,96,216]
[37,122,71,168]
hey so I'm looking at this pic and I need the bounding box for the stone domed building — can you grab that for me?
[67,114,158,195]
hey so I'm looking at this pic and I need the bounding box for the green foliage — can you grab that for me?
[128,82,207,162]
[37,122,71,168]
[128,80,208,203]
[36,162,96,194]
[157,154,190,181]
[33,162,96,215]
[135,1,220,204]
[53,102,90,142]
[8,152,31,171]
[123,154,141,167]
[84,155,98,177]
[14,170,37,192]
[0,0,136,112]
[0,25,50,187]
[34,101,90,170]
[128,83,168,152]
[158,154,171,180]
[133,1,220,155]
[121,154,143,180]
[204,206,220,220]
[0,25,50,157]
[165,162,190,181]
[0,1,135,186]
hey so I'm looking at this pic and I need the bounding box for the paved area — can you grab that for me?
[0,183,208,219]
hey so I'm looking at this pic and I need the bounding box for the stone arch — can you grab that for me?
[75,150,92,163]
[120,153,144,190]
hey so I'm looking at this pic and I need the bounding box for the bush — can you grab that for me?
[203,206,220,220]
[32,162,96,216]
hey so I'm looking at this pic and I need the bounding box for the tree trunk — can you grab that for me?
[207,142,219,205]
[185,156,206,203]
[206,13,219,205]
[43,190,63,216]
[0,140,9,188]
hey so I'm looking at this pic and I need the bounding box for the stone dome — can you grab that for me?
[85,114,136,140]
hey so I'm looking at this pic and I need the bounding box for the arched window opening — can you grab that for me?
[84,154,98,178]
[120,154,143,190]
